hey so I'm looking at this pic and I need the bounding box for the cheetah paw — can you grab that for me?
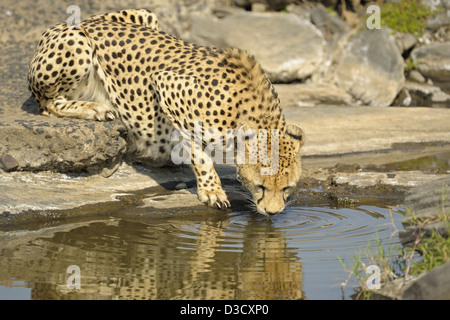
[197,188,231,210]
[90,105,117,121]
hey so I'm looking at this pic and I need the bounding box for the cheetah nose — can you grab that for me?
[265,209,282,216]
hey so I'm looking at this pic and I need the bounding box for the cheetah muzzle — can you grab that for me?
[27,9,305,216]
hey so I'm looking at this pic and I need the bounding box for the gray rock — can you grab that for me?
[251,3,267,12]
[0,110,128,173]
[426,12,450,30]
[234,0,294,11]
[394,32,417,54]
[310,6,349,37]
[411,42,450,83]
[402,261,450,300]
[212,6,246,18]
[0,162,238,216]
[422,0,450,11]
[189,12,326,82]
[274,82,354,107]
[333,28,405,107]
[408,70,426,83]
[392,88,412,107]
[404,81,450,107]
[399,175,450,247]
[403,175,450,221]
[174,182,188,190]
[0,153,19,171]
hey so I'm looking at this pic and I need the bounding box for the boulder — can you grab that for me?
[0,99,127,175]
[310,6,350,38]
[274,83,354,107]
[402,261,450,300]
[399,175,450,247]
[189,12,326,82]
[333,28,405,107]
[411,42,450,83]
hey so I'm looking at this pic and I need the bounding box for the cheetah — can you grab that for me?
[28,9,305,215]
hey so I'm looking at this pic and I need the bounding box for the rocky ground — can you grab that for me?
[0,0,449,299]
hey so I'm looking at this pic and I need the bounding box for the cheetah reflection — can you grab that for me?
[0,218,304,299]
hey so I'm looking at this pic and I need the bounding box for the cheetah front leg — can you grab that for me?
[40,97,117,121]
[191,142,230,209]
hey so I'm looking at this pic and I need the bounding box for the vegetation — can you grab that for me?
[340,199,449,299]
[410,227,449,274]
[380,0,435,36]
[405,59,419,71]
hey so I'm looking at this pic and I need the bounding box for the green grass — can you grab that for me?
[381,0,435,36]
[410,228,450,274]
[339,229,407,299]
[340,206,449,299]
[405,60,419,71]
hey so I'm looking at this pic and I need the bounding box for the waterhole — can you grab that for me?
[0,201,404,300]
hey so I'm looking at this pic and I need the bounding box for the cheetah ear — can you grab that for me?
[285,124,305,149]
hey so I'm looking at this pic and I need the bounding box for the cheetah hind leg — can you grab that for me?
[40,97,117,121]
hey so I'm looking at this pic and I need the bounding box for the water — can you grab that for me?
[0,202,405,300]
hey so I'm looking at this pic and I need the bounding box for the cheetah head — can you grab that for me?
[236,123,305,216]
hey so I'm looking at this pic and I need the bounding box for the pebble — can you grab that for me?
[175,182,187,190]
[1,153,19,171]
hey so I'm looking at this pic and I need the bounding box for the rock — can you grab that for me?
[332,163,361,173]
[189,12,326,82]
[333,28,405,107]
[403,175,450,220]
[251,3,267,12]
[274,82,354,107]
[408,70,426,83]
[0,163,183,216]
[422,0,450,11]
[411,42,450,83]
[374,261,450,299]
[0,99,128,173]
[310,6,350,38]
[404,81,450,107]
[331,171,445,189]
[394,32,417,54]
[402,261,450,300]
[392,88,412,107]
[1,153,19,171]
[212,6,246,18]
[399,175,450,247]
[426,12,450,30]
[174,182,188,190]
[234,0,294,11]
[0,162,238,217]
[282,105,450,157]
